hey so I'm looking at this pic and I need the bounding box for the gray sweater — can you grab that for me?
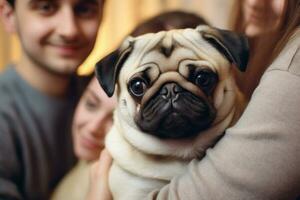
[147,29,300,200]
[0,67,86,199]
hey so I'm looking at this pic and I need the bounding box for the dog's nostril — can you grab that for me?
[159,87,168,95]
[173,85,183,93]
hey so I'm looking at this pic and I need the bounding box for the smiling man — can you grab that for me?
[0,0,104,199]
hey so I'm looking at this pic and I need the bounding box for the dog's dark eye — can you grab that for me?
[195,71,213,87]
[129,78,147,97]
[194,70,218,93]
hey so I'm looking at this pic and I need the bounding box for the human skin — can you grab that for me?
[243,0,286,37]
[86,149,113,200]
[72,77,117,161]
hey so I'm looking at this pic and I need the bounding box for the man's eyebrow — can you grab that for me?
[28,0,100,4]
[28,0,57,6]
[28,0,54,3]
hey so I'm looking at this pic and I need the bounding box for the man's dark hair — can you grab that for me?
[7,0,15,6]
[130,10,207,37]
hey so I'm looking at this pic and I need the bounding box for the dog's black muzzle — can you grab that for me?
[135,82,216,139]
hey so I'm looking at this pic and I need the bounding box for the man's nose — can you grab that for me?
[57,8,80,40]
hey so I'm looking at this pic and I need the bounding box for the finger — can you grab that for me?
[98,149,113,174]
[86,150,113,200]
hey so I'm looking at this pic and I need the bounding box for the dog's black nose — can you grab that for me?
[159,83,183,99]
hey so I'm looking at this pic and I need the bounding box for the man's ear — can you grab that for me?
[197,25,249,72]
[95,40,134,97]
[0,0,16,33]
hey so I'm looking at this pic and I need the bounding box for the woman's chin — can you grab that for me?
[75,146,99,162]
[245,25,264,37]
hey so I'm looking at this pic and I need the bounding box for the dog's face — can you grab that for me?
[96,25,248,146]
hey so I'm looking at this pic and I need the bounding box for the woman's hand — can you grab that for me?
[86,149,113,200]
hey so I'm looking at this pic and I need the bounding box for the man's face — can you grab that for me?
[12,0,104,75]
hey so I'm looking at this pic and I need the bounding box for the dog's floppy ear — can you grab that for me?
[197,25,249,72]
[95,39,134,97]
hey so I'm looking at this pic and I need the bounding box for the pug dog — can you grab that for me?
[95,25,249,200]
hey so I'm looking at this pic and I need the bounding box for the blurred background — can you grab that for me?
[0,0,235,74]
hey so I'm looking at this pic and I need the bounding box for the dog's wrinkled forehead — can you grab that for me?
[124,26,227,75]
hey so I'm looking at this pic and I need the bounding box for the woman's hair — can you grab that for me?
[230,0,300,98]
[273,0,300,59]
[229,1,244,34]
[130,10,207,37]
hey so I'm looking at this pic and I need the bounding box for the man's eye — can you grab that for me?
[36,2,57,15]
[75,4,99,18]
